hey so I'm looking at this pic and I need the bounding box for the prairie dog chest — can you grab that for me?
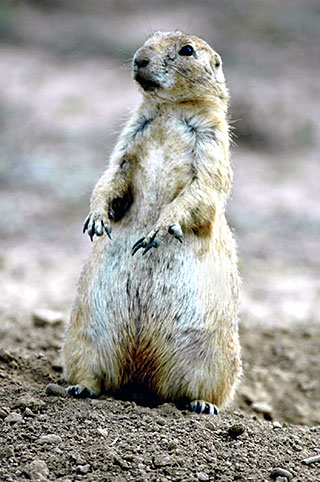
[126,112,198,201]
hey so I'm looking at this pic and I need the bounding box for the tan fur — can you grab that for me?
[62,31,241,412]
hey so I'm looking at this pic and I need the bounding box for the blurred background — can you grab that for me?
[0,0,319,423]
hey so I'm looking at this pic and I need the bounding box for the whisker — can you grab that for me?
[166,64,216,96]
[142,10,153,38]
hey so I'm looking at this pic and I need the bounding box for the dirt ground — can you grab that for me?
[0,1,320,481]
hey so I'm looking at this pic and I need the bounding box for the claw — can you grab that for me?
[132,231,159,256]
[132,237,146,250]
[142,239,161,255]
[83,216,90,234]
[95,220,104,236]
[132,238,146,256]
[188,400,219,415]
[102,220,112,239]
[67,385,96,399]
[168,224,183,244]
[88,223,95,242]
[199,401,206,414]
[211,405,219,415]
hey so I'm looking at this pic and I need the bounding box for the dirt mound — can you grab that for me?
[0,319,319,481]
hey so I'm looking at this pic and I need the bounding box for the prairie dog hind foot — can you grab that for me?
[188,400,219,415]
[66,384,99,399]
[66,384,219,416]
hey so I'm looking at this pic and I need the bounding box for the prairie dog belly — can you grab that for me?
[89,230,205,342]
[88,223,237,346]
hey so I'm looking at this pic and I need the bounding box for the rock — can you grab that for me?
[302,454,320,465]
[32,309,64,327]
[156,417,166,426]
[5,412,23,424]
[51,357,63,372]
[75,457,86,465]
[0,349,15,363]
[5,446,15,458]
[45,383,67,398]
[228,424,245,439]
[0,407,10,418]
[24,407,35,417]
[97,427,109,438]
[153,455,171,467]
[272,421,282,429]
[23,459,49,481]
[15,394,46,410]
[196,472,210,481]
[37,434,62,445]
[240,389,255,404]
[252,401,273,417]
[168,440,178,450]
[270,467,293,480]
[76,465,90,474]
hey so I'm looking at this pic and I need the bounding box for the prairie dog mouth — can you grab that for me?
[134,72,160,91]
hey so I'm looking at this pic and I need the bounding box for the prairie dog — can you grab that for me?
[62,31,241,414]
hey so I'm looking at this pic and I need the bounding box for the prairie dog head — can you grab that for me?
[133,31,227,103]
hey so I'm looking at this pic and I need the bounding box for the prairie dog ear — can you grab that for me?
[210,53,225,83]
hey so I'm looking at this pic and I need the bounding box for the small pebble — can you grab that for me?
[5,446,15,458]
[302,454,320,465]
[24,407,35,418]
[76,457,86,466]
[273,421,282,429]
[252,401,273,416]
[5,412,23,424]
[196,472,209,481]
[270,467,293,480]
[51,358,63,372]
[168,440,178,450]
[45,384,67,398]
[156,417,166,426]
[32,308,64,327]
[77,464,90,474]
[97,428,108,438]
[228,424,245,439]
[15,394,46,410]
[37,434,62,445]
[23,459,49,480]
[153,455,171,467]
[0,407,10,418]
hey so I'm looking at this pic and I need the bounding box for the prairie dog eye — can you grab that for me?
[178,45,194,56]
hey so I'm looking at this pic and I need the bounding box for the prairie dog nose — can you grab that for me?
[134,56,150,69]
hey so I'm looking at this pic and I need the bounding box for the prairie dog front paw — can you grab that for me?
[132,222,183,255]
[83,211,112,241]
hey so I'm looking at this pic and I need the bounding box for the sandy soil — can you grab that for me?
[0,1,319,481]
